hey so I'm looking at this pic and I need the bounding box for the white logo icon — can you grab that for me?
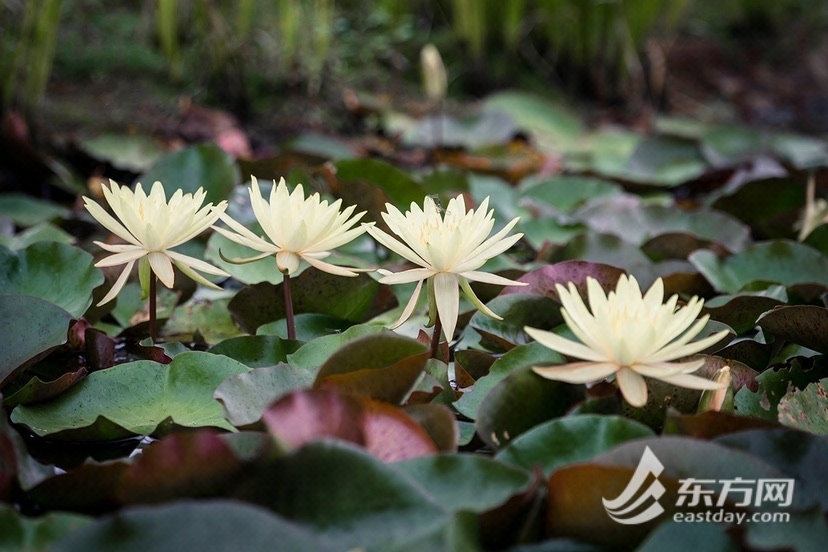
[602,446,666,525]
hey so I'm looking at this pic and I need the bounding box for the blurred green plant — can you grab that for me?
[1,0,63,116]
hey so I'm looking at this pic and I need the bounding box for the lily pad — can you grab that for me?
[601,134,708,186]
[0,504,90,551]
[228,272,395,334]
[286,324,391,369]
[550,233,655,283]
[0,222,75,250]
[501,261,626,301]
[689,240,828,293]
[77,133,165,172]
[215,363,318,427]
[520,175,622,214]
[52,500,336,552]
[204,230,283,285]
[734,357,828,421]
[475,366,586,450]
[0,241,103,318]
[313,333,429,403]
[0,295,74,387]
[256,313,354,341]
[756,305,828,354]
[208,335,301,367]
[164,297,242,344]
[10,351,249,440]
[0,194,68,227]
[470,294,564,351]
[702,286,787,335]
[777,379,828,435]
[495,415,655,476]
[137,143,240,205]
[483,91,584,149]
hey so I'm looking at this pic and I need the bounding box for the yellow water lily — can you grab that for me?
[83,180,229,305]
[213,176,369,276]
[526,275,729,408]
[365,194,525,342]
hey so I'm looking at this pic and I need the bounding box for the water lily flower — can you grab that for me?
[526,275,729,408]
[365,194,525,343]
[83,180,229,306]
[213,176,369,276]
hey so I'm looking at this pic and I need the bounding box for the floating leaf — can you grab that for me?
[228,273,395,334]
[262,390,437,461]
[204,230,282,285]
[601,134,707,186]
[313,333,429,403]
[164,298,242,344]
[470,294,564,351]
[476,366,585,449]
[0,222,75,250]
[777,379,828,435]
[395,455,533,513]
[637,520,734,552]
[702,286,787,334]
[501,261,626,300]
[495,415,655,476]
[215,363,317,427]
[550,233,655,282]
[757,305,828,354]
[208,335,301,368]
[575,200,750,252]
[520,175,622,214]
[0,295,73,387]
[137,143,240,205]
[454,342,564,421]
[483,91,584,149]
[0,242,103,317]
[256,313,354,341]
[689,240,828,293]
[0,194,68,227]
[286,324,390,369]
[0,504,90,551]
[53,500,336,552]
[711,177,806,239]
[734,357,828,421]
[77,133,165,172]
[11,352,249,440]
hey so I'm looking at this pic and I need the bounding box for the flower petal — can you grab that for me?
[616,367,648,407]
[533,361,619,383]
[148,251,175,288]
[655,372,729,391]
[524,326,608,363]
[433,272,459,341]
[97,260,135,306]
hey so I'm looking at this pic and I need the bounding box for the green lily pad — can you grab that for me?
[0,222,75,250]
[313,333,429,403]
[699,125,767,166]
[138,143,240,205]
[215,363,318,427]
[483,91,584,150]
[208,335,301,367]
[603,134,707,186]
[756,305,828,354]
[636,521,734,552]
[235,440,458,550]
[689,240,828,293]
[204,230,283,285]
[228,272,395,334]
[710,177,806,239]
[0,241,103,318]
[0,504,90,551]
[476,366,586,450]
[78,133,165,172]
[771,133,828,169]
[495,415,655,476]
[574,200,750,251]
[164,297,242,344]
[395,454,533,512]
[10,351,249,440]
[520,175,622,214]
[256,313,354,341]
[470,294,564,352]
[454,342,565,421]
[0,194,68,227]
[0,295,74,387]
[52,500,336,552]
[734,357,828,421]
[777,379,828,435]
[518,218,585,249]
[702,286,787,335]
[286,324,391,369]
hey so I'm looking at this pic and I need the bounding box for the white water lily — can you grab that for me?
[83,180,229,305]
[213,176,369,276]
[365,194,525,342]
[526,275,729,408]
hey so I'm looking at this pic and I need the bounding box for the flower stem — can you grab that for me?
[149,272,157,343]
[430,317,443,360]
[284,273,296,340]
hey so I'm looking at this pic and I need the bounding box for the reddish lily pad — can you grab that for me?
[501,260,626,300]
[262,389,437,461]
[701,286,787,335]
